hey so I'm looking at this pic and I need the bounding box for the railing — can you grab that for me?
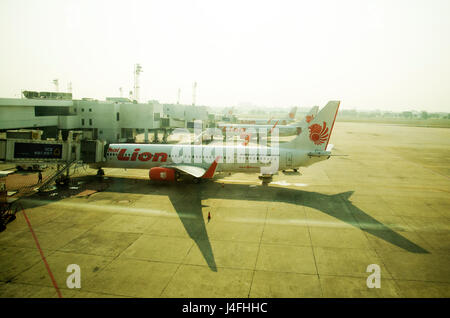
[37,159,77,192]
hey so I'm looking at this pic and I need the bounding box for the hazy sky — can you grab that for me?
[1,0,449,111]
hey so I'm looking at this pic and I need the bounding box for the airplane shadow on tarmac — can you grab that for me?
[19,175,429,272]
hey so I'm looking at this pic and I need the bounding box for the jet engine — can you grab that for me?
[149,167,176,181]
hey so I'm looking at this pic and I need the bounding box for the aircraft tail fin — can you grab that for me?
[288,105,319,126]
[283,101,340,151]
[288,106,298,120]
[305,106,319,123]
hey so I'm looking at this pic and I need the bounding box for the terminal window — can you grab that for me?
[89,119,93,126]
[14,142,63,159]
[34,106,72,116]
[81,119,85,126]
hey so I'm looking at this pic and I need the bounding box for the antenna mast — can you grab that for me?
[53,79,59,92]
[192,81,197,106]
[134,63,143,102]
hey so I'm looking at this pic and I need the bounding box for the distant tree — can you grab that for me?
[428,113,440,119]
[402,111,413,119]
[421,111,428,119]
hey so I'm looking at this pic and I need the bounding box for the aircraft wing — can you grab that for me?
[162,156,221,179]
[162,165,206,178]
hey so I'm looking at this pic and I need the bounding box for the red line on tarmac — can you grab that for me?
[20,204,63,298]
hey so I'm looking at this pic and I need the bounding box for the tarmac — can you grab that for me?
[0,121,449,298]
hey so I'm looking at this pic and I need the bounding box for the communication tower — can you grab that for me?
[192,81,197,106]
[53,79,59,92]
[134,64,143,102]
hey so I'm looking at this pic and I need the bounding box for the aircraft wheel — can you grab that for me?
[293,168,298,172]
[193,177,201,184]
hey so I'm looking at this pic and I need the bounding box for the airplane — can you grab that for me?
[220,106,235,122]
[217,106,319,139]
[92,101,340,184]
[238,106,298,125]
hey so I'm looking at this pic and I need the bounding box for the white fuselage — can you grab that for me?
[238,118,294,125]
[217,123,300,137]
[94,143,326,173]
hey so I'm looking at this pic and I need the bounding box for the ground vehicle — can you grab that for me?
[0,178,17,232]
[16,164,47,171]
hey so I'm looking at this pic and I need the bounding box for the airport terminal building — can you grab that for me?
[0,91,212,143]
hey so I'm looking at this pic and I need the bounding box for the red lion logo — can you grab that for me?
[305,115,314,123]
[308,121,329,145]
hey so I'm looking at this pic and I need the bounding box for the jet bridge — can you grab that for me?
[0,130,106,163]
[0,129,106,188]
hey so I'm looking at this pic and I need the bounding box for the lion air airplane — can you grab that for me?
[238,106,298,125]
[92,101,340,183]
[217,106,319,138]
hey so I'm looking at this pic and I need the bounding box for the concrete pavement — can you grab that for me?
[0,122,449,298]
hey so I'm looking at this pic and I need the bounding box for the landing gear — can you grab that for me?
[258,174,273,186]
[96,168,105,177]
[153,130,160,144]
[293,168,298,172]
[193,177,201,184]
